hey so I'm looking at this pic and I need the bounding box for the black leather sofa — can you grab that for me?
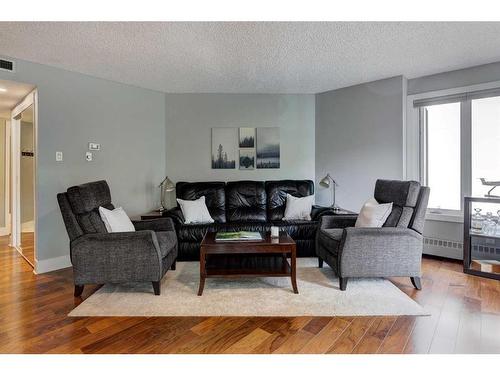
[165,180,339,261]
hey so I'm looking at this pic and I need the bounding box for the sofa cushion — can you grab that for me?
[156,231,177,258]
[265,180,314,221]
[177,222,267,243]
[176,182,226,223]
[226,181,267,222]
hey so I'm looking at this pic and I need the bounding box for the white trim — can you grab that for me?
[35,254,71,274]
[10,89,38,264]
[4,119,11,235]
[0,227,9,236]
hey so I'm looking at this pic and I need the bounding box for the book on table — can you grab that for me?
[215,231,263,241]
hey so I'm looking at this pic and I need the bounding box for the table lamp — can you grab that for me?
[159,176,175,211]
[319,173,339,210]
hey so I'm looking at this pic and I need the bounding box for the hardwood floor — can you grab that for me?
[0,235,499,354]
[20,232,35,268]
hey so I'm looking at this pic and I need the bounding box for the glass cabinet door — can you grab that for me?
[464,197,500,279]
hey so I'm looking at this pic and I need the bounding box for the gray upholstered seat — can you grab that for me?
[57,180,178,296]
[316,179,430,291]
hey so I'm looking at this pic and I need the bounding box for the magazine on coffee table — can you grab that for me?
[215,231,263,241]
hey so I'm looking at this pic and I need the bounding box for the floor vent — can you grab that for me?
[0,58,15,72]
[424,237,462,249]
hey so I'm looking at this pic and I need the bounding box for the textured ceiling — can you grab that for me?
[1,22,500,93]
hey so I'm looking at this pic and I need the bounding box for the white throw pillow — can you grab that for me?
[355,198,393,228]
[283,194,315,221]
[176,196,215,224]
[98,206,136,233]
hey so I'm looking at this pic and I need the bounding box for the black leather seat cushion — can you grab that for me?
[177,222,267,243]
[176,181,227,223]
[226,181,267,222]
[265,180,314,221]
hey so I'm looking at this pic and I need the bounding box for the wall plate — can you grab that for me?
[88,142,100,151]
[85,152,93,161]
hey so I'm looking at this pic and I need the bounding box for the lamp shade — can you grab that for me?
[319,174,331,188]
[164,177,175,192]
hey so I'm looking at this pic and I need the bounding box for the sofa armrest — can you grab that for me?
[311,206,336,220]
[339,227,423,278]
[319,214,358,229]
[163,207,184,226]
[70,230,163,284]
[132,217,175,232]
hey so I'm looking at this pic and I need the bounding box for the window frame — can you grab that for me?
[405,80,500,223]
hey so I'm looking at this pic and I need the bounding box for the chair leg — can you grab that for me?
[74,284,84,297]
[339,277,348,291]
[318,258,323,268]
[410,276,422,290]
[171,261,176,271]
[152,281,161,296]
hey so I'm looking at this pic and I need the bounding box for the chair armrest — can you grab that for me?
[163,207,184,225]
[70,230,163,283]
[319,214,358,229]
[132,217,175,232]
[339,227,423,277]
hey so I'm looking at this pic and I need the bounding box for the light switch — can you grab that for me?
[86,152,93,161]
[88,142,100,151]
[56,151,63,162]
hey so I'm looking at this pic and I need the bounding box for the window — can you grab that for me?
[423,103,461,211]
[414,88,500,217]
[471,96,500,198]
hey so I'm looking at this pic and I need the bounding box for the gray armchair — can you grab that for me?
[316,179,429,291]
[57,180,177,296]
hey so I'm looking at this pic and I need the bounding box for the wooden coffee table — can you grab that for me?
[198,231,298,296]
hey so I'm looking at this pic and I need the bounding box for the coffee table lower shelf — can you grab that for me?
[198,232,298,296]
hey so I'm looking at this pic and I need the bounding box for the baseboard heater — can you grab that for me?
[423,236,463,260]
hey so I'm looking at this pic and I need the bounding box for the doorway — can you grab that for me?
[0,79,36,269]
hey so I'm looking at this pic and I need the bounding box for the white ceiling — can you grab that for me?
[0,79,35,119]
[1,22,500,94]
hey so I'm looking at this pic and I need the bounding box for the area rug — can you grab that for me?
[69,258,428,317]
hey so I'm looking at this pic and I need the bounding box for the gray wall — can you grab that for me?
[165,93,315,206]
[315,76,406,211]
[0,119,5,228]
[408,61,500,95]
[0,59,167,266]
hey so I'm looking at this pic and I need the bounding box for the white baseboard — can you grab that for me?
[35,254,71,274]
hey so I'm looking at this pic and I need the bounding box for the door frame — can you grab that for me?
[10,89,37,269]
[0,119,10,236]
